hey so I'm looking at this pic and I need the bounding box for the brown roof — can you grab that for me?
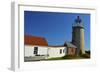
[64,42,77,48]
[24,35,48,46]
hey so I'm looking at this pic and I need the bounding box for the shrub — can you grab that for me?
[80,53,90,58]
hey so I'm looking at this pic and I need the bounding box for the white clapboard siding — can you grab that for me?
[48,47,67,59]
[25,45,67,59]
[37,46,48,55]
[25,45,34,57]
[25,45,48,57]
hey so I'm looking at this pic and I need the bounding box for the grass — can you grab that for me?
[46,53,90,60]
[24,53,90,61]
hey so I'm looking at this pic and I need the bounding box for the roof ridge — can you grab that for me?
[25,35,45,39]
[24,35,48,46]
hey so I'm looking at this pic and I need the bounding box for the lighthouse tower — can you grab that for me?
[72,16,85,55]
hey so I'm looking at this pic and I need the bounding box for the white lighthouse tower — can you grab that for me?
[72,16,85,55]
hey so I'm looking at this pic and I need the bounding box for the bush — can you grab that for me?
[85,50,90,54]
[80,53,90,58]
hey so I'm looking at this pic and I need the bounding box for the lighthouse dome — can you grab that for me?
[72,16,84,28]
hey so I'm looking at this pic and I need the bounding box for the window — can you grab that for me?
[63,49,65,53]
[60,49,62,54]
[34,47,38,55]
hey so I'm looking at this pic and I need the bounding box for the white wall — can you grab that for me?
[38,46,48,55]
[25,45,48,57]
[25,45,67,58]
[48,47,67,58]
[25,45,34,57]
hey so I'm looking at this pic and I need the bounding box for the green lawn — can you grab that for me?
[24,53,90,62]
[46,54,90,60]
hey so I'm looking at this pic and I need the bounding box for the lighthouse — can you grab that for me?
[72,16,85,55]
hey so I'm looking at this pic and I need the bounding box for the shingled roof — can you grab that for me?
[24,35,48,46]
[64,42,77,48]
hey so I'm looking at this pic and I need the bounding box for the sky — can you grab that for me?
[24,11,90,50]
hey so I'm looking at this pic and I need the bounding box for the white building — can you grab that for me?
[24,35,76,61]
[25,45,67,59]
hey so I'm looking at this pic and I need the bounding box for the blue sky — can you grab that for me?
[24,11,90,50]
